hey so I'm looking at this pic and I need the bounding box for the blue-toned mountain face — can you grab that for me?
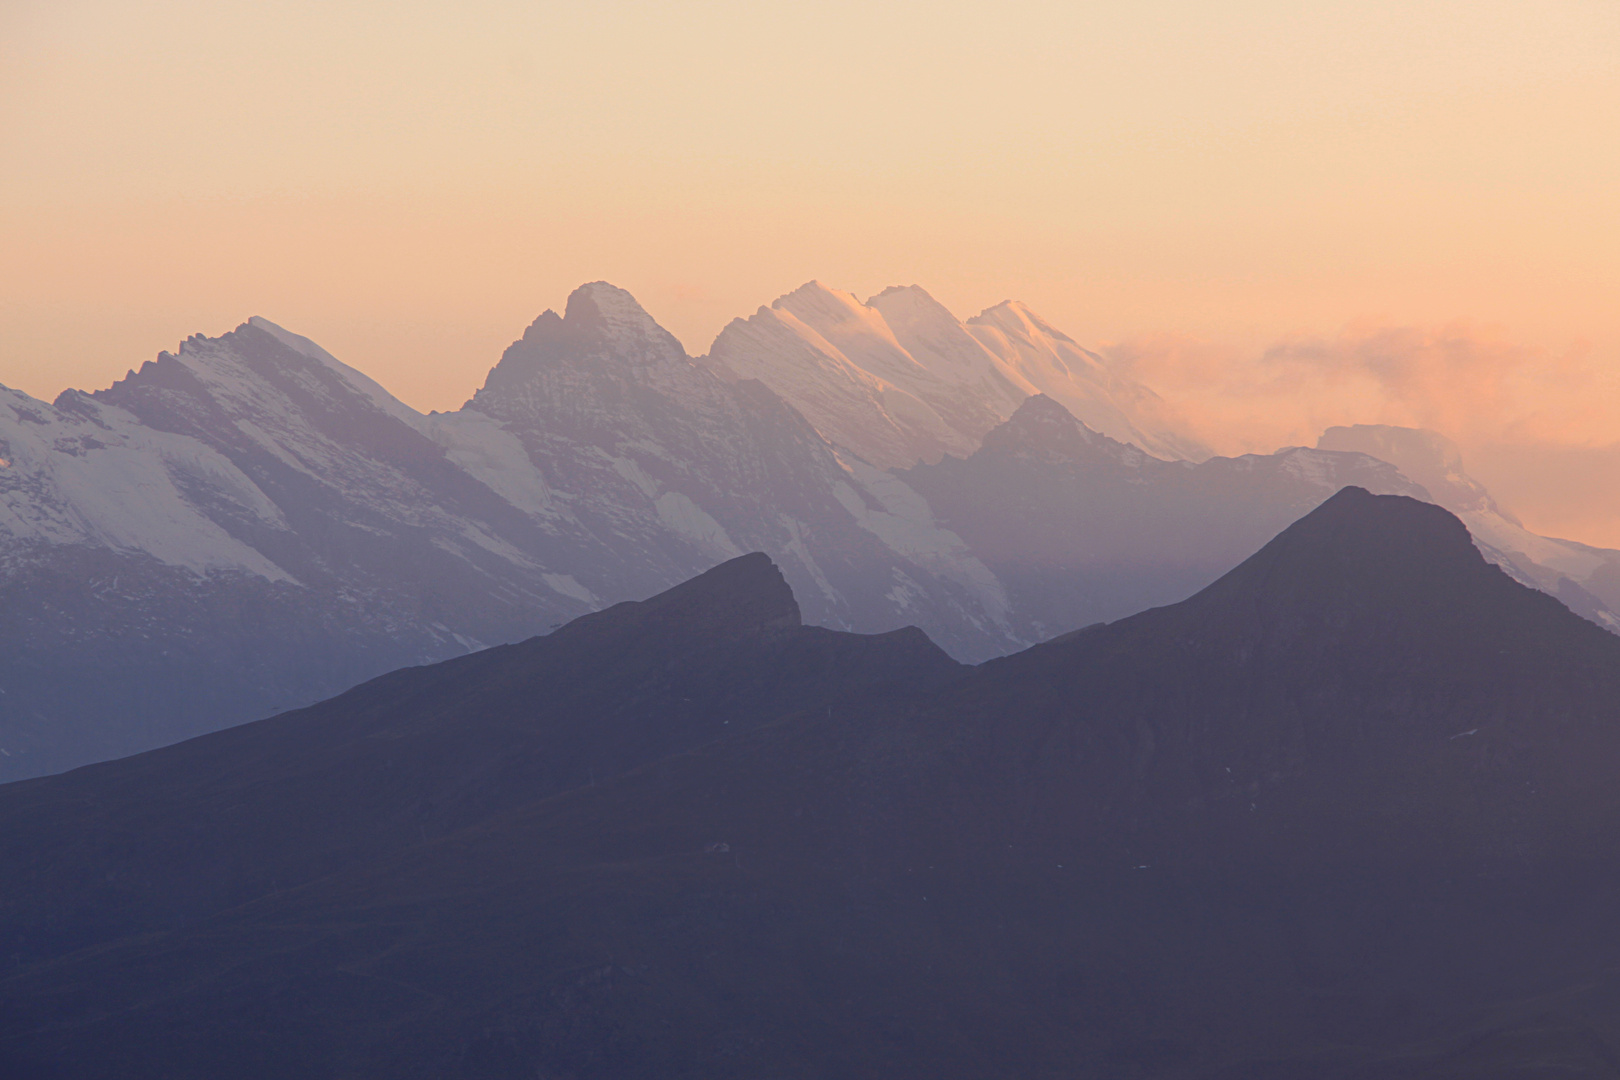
[0,285,1012,779]
[1,284,1612,782]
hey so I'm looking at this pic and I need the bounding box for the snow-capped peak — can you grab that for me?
[704,284,993,468]
[0,381,295,581]
[245,316,424,427]
[702,280,1213,468]
[968,299,1081,346]
[771,282,929,384]
[867,285,1028,391]
[773,280,872,324]
[564,282,688,363]
[472,285,694,412]
[965,301,1212,463]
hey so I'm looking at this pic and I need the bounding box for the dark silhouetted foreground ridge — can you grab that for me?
[3,490,1620,1078]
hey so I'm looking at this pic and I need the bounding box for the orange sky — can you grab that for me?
[2,0,1617,543]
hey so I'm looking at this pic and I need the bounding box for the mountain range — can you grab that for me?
[703,280,1209,465]
[4,489,1620,1077]
[0,281,1613,781]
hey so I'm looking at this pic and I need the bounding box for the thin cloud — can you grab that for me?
[1103,322,1620,546]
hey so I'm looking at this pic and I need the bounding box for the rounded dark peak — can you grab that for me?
[1249,485,1478,572]
[1290,485,1471,551]
[637,552,801,634]
[1187,486,1498,626]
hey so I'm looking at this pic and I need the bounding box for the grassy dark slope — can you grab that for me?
[0,552,962,971]
[6,490,1620,1078]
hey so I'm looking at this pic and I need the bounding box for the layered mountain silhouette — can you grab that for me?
[1,283,1613,783]
[1319,423,1620,631]
[0,553,961,969]
[899,393,1449,638]
[0,286,1011,780]
[4,489,1620,1078]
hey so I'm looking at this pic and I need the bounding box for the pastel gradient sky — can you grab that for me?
[3,1,1617,542]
